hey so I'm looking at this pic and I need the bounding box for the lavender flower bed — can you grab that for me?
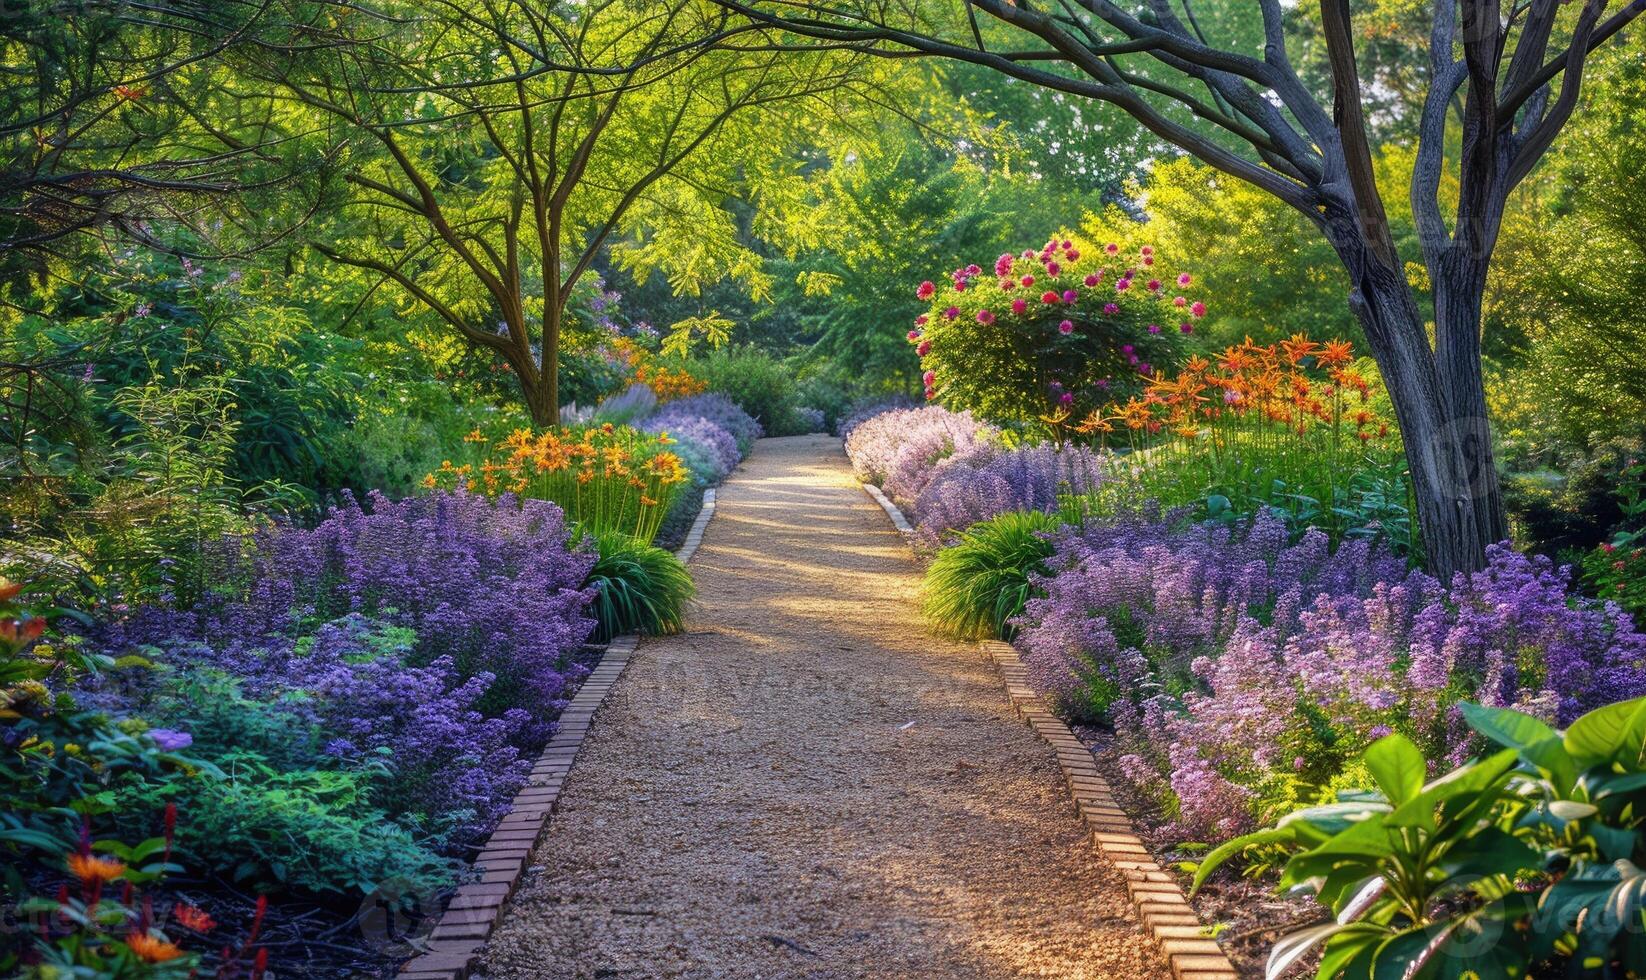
[910,443,1112,548]
[842,405,1117,547]
[656,393,763,454]
[1014,511,1646,840]
[90,491,599,850]
[641,413,740,485]
[842,405,999,506]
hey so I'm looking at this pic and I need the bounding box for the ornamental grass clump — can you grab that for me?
[578,526,696,642]
[909,236,1204,424]
[429,423,689,543]
[1014,513,1646,842]
[921,510,1061,641]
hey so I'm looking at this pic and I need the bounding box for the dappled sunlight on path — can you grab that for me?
[482,434,1168,980]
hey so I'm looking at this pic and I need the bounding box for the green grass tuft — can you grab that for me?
[578,526,696,642]
[921,510,1061,641]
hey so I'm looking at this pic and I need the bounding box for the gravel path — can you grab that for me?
[481,435,1168,980]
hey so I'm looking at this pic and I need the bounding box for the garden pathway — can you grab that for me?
[482,434,1167,979]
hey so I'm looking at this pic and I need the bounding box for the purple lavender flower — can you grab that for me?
[147,728,193,751]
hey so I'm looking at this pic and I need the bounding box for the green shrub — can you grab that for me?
[921,510,1060,640]
[118,753,459,897]
[689,345,805,435]
[793,373,860,432]
[579,527,695,642]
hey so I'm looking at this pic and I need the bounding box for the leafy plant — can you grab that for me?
[1195,696,1646,979]
[921,510,1060,641]
[12,806,270,979]
[578,526,695,642]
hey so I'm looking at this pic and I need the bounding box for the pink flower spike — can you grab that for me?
[1180,322,1194,334]
[977,309,995,324]
[914,314,928,326]
[1046,261,1062,276]
[1173,296,1187,307]
[1177,273,1192,286]
[1084,273,1102,287]
[1065,249,1080,261]
[1061,239,1073,249]
[1191,301,1207,317]
[1058,319,1074,335]
[1061,289,1078,303]
[1011,298,1028,314]
[1147,279,1162,291]
[907,329,921,342]
[1122,344,1134,354]
[1041,290,1060,304]
[917,339,932,356]
[916,280,935,300]
[1021,274,1036,287]
[944,306,960,320]
[1148,323,1161,334]
[953,280,966,292]
[924,386,936,400]
[999,279,1015,290]
[922,370,935,385]
[1115,279,1131,291]
[1103,302,1119,315]
[1105,242,1119,254]
[1059,391,1075,406]
[1140,245,1154,256]
[1143,255,1154,265]
[995,253,1014,276]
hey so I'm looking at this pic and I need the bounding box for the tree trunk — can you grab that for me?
[508,307,560,429]
[1325,223,1507,581]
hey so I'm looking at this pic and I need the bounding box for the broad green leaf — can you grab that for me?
[1566,697,1646,768]
[1461,701,1557,752]
[1364,733,1426,806]
[1190,827,1295,895]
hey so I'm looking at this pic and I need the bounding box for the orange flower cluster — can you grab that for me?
[427,424,688,542]
[633,361,706,402]
[613,338,705,402]
[1088,335,1391,444]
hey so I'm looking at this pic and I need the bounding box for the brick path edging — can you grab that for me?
[397,488,718,980]
[858,481,1239,980]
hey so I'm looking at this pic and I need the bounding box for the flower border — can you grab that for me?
[396,488,717,979]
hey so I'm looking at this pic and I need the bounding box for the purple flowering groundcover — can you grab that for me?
[89,490,601,849]
[1012,511,1646,841]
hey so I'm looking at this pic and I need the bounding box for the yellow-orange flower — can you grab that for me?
[125,932,186,963]
[67,853,127,885]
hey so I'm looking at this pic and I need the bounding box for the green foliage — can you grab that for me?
[118,753,457,898]
[1504,436,1645,558]
[920,510,1060,641]
[690,345,805,435]
[1196,697,1646,979]
[578,527,695,643]
[1485,36,1646,467]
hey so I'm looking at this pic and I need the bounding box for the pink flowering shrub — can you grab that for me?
[1016,513,1646,841]
[908,235,1206,423]
[842,405,1000,508]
